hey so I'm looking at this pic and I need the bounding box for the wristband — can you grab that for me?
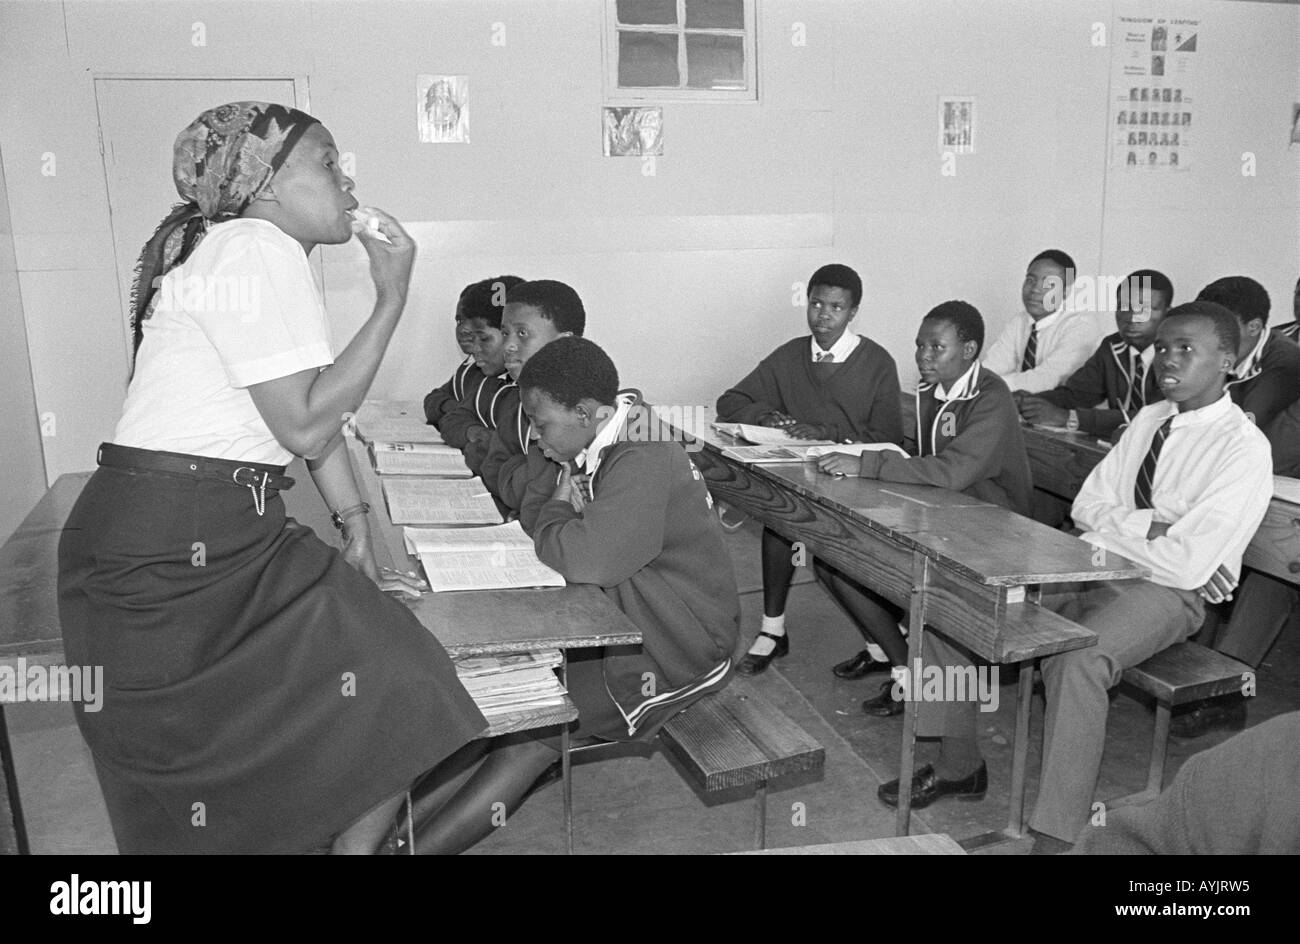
[331,501,371,530]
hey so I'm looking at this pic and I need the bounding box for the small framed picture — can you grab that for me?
[417,75,469,144]
[939,96,975,154]
[602,106,664,157]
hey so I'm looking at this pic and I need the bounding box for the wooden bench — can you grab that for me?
[657,677,825,850]
[1115,641,1252,804]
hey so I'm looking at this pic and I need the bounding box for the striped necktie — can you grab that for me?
[815,351,833,362]
[1020,324,1038,372]
[1134,416,1173,510]
[1127,351,1147,414]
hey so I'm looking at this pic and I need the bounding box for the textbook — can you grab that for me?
[454,650,568,718]
[803,442,910,459]
[710,422,835,447]
[403,521,565,592]
[719,443,825,464]
[370,442,472,477]
[381,477,503,525]
[352,400,444,445]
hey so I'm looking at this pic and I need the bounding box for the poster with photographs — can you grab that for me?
[418,75,469,144]
[602,106,663,157]
[939,97,975,154]
[1110,15,1199,171]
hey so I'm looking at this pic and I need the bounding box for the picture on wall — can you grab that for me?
[939,97,975,154]
[1109,14,1199,171]
[602,106,664,157]
[418,74,469,144]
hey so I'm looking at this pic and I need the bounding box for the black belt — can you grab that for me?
[97,443,296,492]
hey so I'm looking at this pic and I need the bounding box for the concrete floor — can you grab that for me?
[5,515,1297,855]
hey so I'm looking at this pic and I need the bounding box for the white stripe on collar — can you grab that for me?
[926,360,982,402]
[1230,331,1269,385]
[575,391,639,477]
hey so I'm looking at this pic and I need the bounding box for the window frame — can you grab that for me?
[602,0,759,104]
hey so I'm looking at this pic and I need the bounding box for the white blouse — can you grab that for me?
[114,218,334,466]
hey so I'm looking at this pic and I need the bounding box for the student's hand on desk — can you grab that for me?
[1019,397,1068,427]
[760,411,797,429]
[816,452,860,477]
[1197,565,1238,604]
[787,422,829,440]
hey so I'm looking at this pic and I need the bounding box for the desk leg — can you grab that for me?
[895,552,929,836]
[560,652,573,856]
[0,705,30,855]
[1007,661,1033,838]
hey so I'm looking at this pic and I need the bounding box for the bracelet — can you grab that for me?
[331,501,371,530]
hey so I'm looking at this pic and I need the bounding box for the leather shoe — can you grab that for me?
[735,632,789,676]
[832,649,891,680]
[1170,695,1247,739]
[862,679,904,717]
[878,762,988,810]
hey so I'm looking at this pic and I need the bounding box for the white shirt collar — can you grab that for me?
[1153,390,1235,429]
[933,360,982,402]
[1233,331,1268,379]
[576,391,638,476]
[810,331,861,363]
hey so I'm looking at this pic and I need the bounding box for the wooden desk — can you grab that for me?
[661,408,1147,839]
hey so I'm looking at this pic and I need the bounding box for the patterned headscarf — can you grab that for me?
[130,101,319,358]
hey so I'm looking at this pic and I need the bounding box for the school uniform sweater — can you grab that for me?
[423,357,484,430]
[716,335,904,445]
[1036,333,1160,436]
[529,437,740,739]
[479,397,533,507]
[1272,321,1300,343]
[1226,332,1300,430]
[856,364,1034,516]
[439,372,516,475]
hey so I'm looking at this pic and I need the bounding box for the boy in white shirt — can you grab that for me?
[879,301,1273,853]
[982,249,1099,393]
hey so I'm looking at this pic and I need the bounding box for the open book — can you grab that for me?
[710,421,836,447]
[382,477,503,525]
[803,442,910,459]
[370,442,471,477]
[352,400,444,445]
[720,443,826,464]
[404,521,565,592]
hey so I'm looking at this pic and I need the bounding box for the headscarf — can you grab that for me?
[129,101,319,358]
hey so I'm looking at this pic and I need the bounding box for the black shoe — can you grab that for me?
[878,762,988,810]
[1170,696,1248,739]
[862,678,904,717]
[735,632,789,676]
[833,649,892,680]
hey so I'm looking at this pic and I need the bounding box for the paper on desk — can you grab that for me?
[352,400,444,445]
[372,446,471,477]
[803,442,910,459]
[1274,475,1300,505]
[382,477,502,525]
[404,521,565,592]
[710,422,835,447]
[719,443,823,464]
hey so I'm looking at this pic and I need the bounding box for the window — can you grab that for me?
[604,0,757,103]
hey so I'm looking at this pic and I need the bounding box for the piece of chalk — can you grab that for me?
[351,206,393,244]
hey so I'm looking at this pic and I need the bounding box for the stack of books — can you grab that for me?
[454,650,569,719]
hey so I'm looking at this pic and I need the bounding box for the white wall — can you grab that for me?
[1,0,1297,482]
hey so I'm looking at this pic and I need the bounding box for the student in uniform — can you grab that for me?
[815,301,1034,715]
[422,276,522,430]
[875,302,1272,854]
[981,249,1099,394]
[1196,275,1300,430]
[57,102,486,854]
[715,264,903,676]
[1016,270,1171,440]
[409,337,739,853]
[473,280,586,495]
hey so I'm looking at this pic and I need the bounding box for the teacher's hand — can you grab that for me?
[342,520,426,598]
[357,207,416,304]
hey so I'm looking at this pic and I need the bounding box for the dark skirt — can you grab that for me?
[58,454,487,853]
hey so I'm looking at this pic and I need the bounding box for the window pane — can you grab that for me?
[616,0,678,26]
[618,31,681,87]
[685,0,744,30]
[686,34,745,89]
